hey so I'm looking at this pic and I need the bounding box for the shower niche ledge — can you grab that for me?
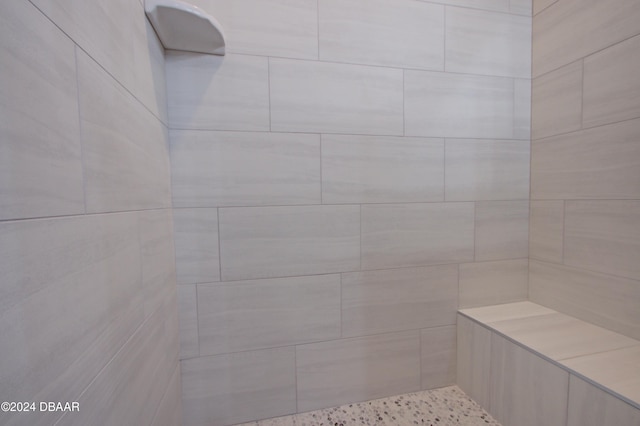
[145,0,226,55]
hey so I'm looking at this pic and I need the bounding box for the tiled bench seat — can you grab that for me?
[457,301,640,426]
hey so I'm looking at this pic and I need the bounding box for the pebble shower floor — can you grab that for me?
[237,386,500,426]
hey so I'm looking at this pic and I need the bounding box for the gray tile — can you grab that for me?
[219,205,360,281]
[533,0,640,77]
[529,201,564,263]
[77,50,171,213]
[531,60,582,140]
[583,34,640,128]
[58,291,179,426]
[510,0,532,15]
[456,315,492,409]
[489,312,638,361]
[564,200,640,281]
[296,331,421,412]
[0,214,145,426]
[0,0,84,221]
[190,0,318,59]
[139,209,177,319]
[531,119,640,200]
[567,374,640,426]
[361,203,474,270]
[489,333,569,426]
[173,208,220,285]
[445,139,530,201]
[341,265,458,338]
[177,285,199,359]
[419,0,509,13]
[529,260,640,341]
[181,348,296,426]
[421,326,457,390]
[321,135,444,204]
[319,0,444,70]
[151,363,183,426]
[459,301,555,324]
[166,52,270,131]
[533,0,557,15]
[446,7,531,77]
[459,259,528,308]
[30,0,166,119]
[405,71,515,139]
[197,275,340,355]
[270,58,403,135]
[514,78,532,140]
[475,201,529,261]
[170,130,321,208]
[562,346,640,407]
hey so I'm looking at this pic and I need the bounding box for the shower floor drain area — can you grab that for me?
[236,385,500,426]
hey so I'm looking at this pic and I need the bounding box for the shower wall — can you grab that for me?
[0,1,180,425]
[529,0,640,339]
[167,1,531,425]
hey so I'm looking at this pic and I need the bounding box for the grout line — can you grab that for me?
[319,134,323,204]
[359,204,363,271]
[316,0,320,60]
[579,59,585,129]
[402,69,406,136]
[195,283,201,356]
[294,345,299,413]
[443,139,448,201]
[339,273,343,338]
[561,200,566,264]
[443,6,447,72]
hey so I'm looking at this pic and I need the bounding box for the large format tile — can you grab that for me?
[533,0,640,77]
[177,284,199,359]
[510,0,532,15]
[58,292,179,426]
[170,131,320,208]
[361,203,474,270]
[489,312,638,361]
[459,259,528,308]
[514,78,532,140]
[77,50,171,213]
[421,326,457,390]
[445,139,530,201]
[321,135,444,204]
[319,0,444,69]
[531,60,583,140]
[0,214,145,426]
[489,333,569,426]
[446,7,531,78]
[529,200,564,263]
[531,118,640,200]
[341,265,458,338]
[405,71,515,139]
[166,52,270,131]
[564,200,640,281]
[419,0,509,13]
[296,331,421,412]
[583,34,640,128]
[197,275,340,355]
[139,209,177,319]
[475,201,529,261]
[151,363,183,426]
[30,0,166,120]
[173,208,220,285]
[190,0,318,59]
[219,205,360,280]
[563,346,640,408]
[456,315,492,409]
[270,58,403,135]
[0,0,84,221]
[181,348,296,426]
[459,301,555,324]
[529,260,640,341]
[567,375,640,426]
[533,0,557,15]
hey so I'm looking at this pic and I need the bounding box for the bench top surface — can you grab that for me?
[459,301,640,409]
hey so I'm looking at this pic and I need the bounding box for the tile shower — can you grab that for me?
[0,1,638,426]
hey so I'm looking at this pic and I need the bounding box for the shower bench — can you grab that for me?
[456,301,640,426]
